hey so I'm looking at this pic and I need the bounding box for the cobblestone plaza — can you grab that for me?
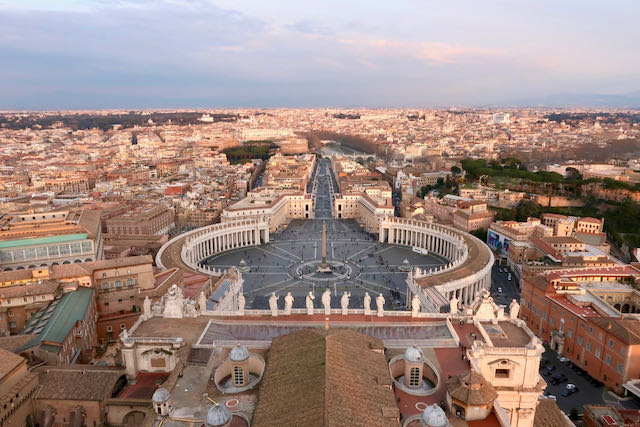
[203,218,448,310]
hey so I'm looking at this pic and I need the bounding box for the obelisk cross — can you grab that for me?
[321,221,328,269]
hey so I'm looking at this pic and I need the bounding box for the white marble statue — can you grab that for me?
[509,299,520,319]
[363,292,372,315]
[237,292,246,315]
[376,293,385,317]
[341,291,351,315]
[306,292,315,315]
[163,284,185,318]
[411,294,421,317]
[284,292,294,315]
[269,292,279,317]
[143,296,151,319]
[449,295,459,315]
[322,289,332,315]
[198,291,207,313]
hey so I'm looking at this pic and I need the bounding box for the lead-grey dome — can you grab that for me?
[229,344,250,362]
[152,387,170,403]
[404,345,424,363]
[421,404,448,427]
[205,403,232,426]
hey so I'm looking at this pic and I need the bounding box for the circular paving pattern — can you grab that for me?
[203,218,448,310]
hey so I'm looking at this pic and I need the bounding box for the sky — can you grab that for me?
[1,0,639,109]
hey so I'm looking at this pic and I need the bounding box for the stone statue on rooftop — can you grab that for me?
[198,291,207,313]
[284,292,294,315]
[450,295,459,315]
[306,291,315,315]
[341,291,350,315]
[509,299,520,319]
[322,289,332,315]
[269,292,279,317]
[143,295,151,319]
[411,294,421,317]
[237,292,245,315]
[363,292,372,315]
[376,293,385,317]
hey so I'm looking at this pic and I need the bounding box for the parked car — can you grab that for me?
[550,373,567,385]
[543,365,556,376]
[543,394,557,401]
[540,359,550,368]
[497,287,503,293]
[507,274,512,281]
[557,355,569,363]
[561,384,578,397]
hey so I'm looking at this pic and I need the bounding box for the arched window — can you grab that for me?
[409,367,420,387]
[234,366,244,386]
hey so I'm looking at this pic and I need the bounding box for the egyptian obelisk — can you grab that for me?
[317,221,332,273]
[321,221,327,269]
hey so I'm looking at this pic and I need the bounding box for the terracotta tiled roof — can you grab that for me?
[589,318,640,345]
[446,371,497,406]
[252,328,399,427]
[35,365,125,401]
[0,348,26,380]
[534,398,574,427]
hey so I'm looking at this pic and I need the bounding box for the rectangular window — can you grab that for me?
[578,337,583,345]
[595,348,601,357]
[37,247,48,258]
[598,332,603,341]
[567,330,573,338]
[605,355,611,365]
[617,363,624,374]
[234,366,245,386]
[70,243,82,254]
[609,340,615,348]
[495,369,510,379]
[589,327,594,334]
[586,341,591,351]
[127,278,133,287]
[115,280,122,288]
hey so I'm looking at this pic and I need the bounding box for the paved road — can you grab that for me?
[489,264,520,308]
[538,345,640,414]
[312,157,336,219]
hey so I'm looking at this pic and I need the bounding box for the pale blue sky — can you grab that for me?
[1,0,638,109]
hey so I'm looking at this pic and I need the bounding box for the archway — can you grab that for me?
[622,304,630,313]
[123,411,145,426]
[63,261,70,265]
[614,304,621,311]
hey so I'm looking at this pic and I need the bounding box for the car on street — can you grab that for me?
[557,355,569,363]
[497,287,502,293]
[507,274,512,281]
[550,373,567,385]
[542,394,557,401]
[543,365,556,375]
[561,384,578,397]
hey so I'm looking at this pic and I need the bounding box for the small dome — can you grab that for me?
[229,344,250,362]
[151,387,170,403]
[205,403,232,427]
[404,345,424,363]
[421,404,448,427]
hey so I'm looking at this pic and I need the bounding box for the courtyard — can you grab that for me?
[203,218,448,310]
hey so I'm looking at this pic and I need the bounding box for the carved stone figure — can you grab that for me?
[306,292,315,315]
[143,296,152,319]
[363,292,372,315]
[163,284,185,319]
[411,294,421,317]
[449,295,459,315]
[322,289,332,315]
[509,299,520,319]
[376,293,385,317]
[341,291,350,315]
[284,292,294,315]
[269,292,279,317]
[237,292,245,314]
[198,292,207,313]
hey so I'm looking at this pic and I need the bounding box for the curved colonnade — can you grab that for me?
[379,217,494,309]
[156,219,269,275]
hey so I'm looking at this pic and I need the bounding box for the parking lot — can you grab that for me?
[539,345,640,414]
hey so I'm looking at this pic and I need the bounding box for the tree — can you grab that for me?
[565,167,582,181]
[450,166,461,175]
[514,200,541,221]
